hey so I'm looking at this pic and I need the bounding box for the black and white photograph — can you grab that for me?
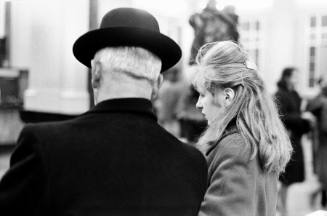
[0,0,327,215]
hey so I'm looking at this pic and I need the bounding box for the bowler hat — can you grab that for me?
[73,7,182,72]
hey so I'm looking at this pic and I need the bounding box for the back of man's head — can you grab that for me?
[91,47,162,103]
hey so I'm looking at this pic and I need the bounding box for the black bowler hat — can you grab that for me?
[73,7,182,72]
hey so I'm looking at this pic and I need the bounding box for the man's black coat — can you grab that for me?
[0,98,207,216]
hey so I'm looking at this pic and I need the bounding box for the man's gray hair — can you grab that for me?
[92,47,162,84]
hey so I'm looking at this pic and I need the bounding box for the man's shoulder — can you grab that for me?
[13,120,77,163]
[180,142,206,160]
[20,117,83,145]
[23,118,76,133]
[150,126,206,164]
[159,127,201,152]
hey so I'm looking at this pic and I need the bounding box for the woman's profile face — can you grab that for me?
[195,87,226,125]
[287,70,299,88]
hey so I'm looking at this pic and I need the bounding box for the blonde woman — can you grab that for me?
[192,41,292,216]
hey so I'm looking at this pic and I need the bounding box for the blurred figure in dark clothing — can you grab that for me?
[275,67,312,216]
[156,67,185,137]
[0,37,7,67]
[307,77,327,209]
[177,85,207,143]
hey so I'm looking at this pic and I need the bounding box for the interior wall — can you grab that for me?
[10,0,89,114]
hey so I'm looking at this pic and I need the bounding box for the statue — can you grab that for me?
[189,0,239,65]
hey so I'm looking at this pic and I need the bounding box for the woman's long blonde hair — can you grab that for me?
[193,41,292,174]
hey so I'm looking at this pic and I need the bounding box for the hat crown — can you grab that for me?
[100,8,160,32]
[73,7,181,72]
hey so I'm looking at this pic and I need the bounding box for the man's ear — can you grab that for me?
[151,74,163,100]
[223,88,235,106]
[157,74,164,89]
[91,60,102,89]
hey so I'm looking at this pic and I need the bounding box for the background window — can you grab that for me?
[309,46,316,87]
[255,20,260,31]
[310,16,316,28]
[322,15,327,27]
[242,21,250,31]
[255,48,259,67]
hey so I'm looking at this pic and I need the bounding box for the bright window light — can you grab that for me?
[0,0,5,37]
[297,0,327,5]
[215,0,274,11]
[133,0,274,16]
[132,0,188,17]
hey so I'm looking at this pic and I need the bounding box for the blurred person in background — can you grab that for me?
[0,8,208,216]
[193,41,292,216]
[155,66,185,137]
[306,77,327,210]
[177,84,208,144]
[275,67,313,216]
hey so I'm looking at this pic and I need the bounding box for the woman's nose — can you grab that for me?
[196,99,202,110]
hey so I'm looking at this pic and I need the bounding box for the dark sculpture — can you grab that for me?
[189,0,239,65]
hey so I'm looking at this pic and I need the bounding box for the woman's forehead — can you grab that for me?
[193,72,206,89]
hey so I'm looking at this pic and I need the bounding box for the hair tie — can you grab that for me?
[240,70,245,86]
[245,60,257,70]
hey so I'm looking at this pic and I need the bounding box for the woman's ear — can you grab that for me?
[223,88,235,106]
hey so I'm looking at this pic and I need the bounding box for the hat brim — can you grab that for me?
[73,27,182,72]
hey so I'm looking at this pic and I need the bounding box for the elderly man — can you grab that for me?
[0,7,207,216]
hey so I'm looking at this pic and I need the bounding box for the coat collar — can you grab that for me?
[205,120,239,156]
[86,98,157,121]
